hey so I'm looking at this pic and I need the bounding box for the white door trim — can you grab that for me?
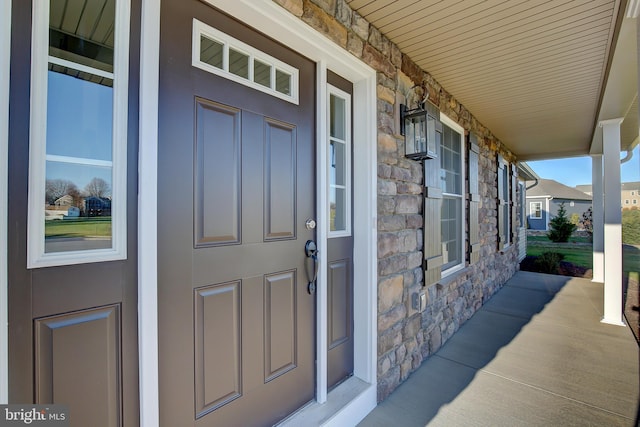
[0,0,11,404]
[139,0,378,425]
[138,0,161,425]
[316,61,330,403]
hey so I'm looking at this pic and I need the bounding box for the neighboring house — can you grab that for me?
[2,2,637,427]
[526,179,592,231]
[577,181,640,209]
[84,197,112,217]
[53,194,72,207]
[622,182,640,208]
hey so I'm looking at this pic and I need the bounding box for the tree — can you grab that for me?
[45,179,79,205]
[547,202,576,242]
[580,207,593,242]
[84,177,111,198]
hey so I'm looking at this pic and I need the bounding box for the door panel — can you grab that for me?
[35,305,121,427]
[328,259,351,349]
[264,270,297,380]
[264,119,297,240]
[194,281,241,416]
[158,2,316,426]
[194,98,241,246]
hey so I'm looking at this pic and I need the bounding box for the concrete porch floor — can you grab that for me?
[358,271,639,427]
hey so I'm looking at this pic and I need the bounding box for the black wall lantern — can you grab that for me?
[400,100,441,161]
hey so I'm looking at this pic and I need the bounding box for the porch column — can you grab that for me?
[591,154,604,283]
[600,118,625,326]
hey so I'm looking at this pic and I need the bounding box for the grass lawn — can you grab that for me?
[45,217,112,239]
[527,235,640,277]
[624,247,640,280]
[527,235,592,244]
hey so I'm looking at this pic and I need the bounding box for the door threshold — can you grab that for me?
[277,377,376,426]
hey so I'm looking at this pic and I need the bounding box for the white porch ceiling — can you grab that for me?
[346,0,637,160]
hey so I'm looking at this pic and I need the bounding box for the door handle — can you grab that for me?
[305,240,318,294]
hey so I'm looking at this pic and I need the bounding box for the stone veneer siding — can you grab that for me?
[274,0,522,401]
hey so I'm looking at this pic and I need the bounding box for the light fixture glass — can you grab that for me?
[401,102,439,160]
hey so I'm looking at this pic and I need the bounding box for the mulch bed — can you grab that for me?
[519,256,592,279]
[624,276,639,343]
[557,261,593,279]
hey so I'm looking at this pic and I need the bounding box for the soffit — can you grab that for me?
[347,0,628,160]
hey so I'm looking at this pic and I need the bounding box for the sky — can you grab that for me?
[46,71,113,193]
[527,145,640,188]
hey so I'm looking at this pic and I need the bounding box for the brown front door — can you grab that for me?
[158,2,316,426]
[8,1,140,426]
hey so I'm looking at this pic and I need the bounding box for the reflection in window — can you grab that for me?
[500,159,510,246]
[229,48,249,79]
[275,70,291,96]
[46,72,113,160]
[441,198,461,268]
[254,60,271,88]
[28,0,128,267]
[328,89,351,236]
[45,160,113,253]
[200,35,223,69]
[440,119,464,272]
[44,3,115,253]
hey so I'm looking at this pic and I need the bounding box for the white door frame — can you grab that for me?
[0,0,11,405]
[138,0,378,425]
[138,0,161,425]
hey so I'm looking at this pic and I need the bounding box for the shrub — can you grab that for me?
[547,202,576,242]
[534,251,565,274]
[570,213,580,226]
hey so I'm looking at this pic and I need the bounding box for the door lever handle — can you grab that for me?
[305,240,319,294]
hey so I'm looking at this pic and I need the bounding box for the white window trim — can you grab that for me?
[439,113,465,277]
[27,0,130,268]
[530,201,543,219]
[498,155,511,248]
[327,84,352,238]
[192,18,299,105]
[518,181,526,229]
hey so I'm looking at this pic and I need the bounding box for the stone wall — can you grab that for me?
[274,0,521,401]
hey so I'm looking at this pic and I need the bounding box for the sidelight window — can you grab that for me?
[193,19,299,104]
[28,0,130,268]
[327,86,351,237]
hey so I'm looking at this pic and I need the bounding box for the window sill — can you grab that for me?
[439,263,468,285]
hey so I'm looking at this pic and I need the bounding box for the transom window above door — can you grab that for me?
[192,19,299,104]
